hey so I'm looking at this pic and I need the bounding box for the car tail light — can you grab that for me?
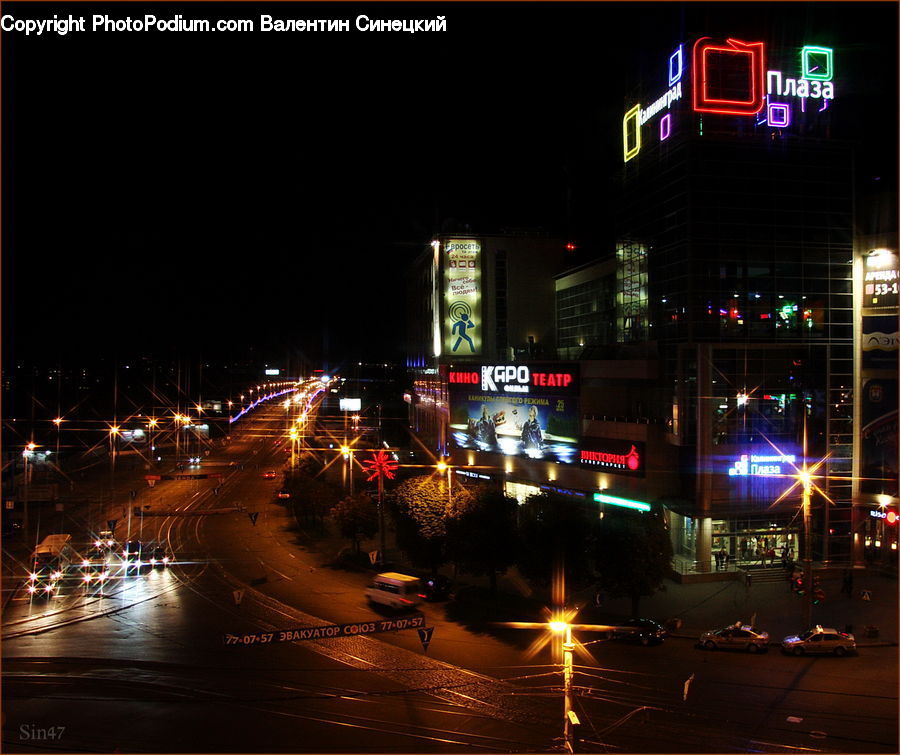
[417,594,427,599]
[399,597,412,604]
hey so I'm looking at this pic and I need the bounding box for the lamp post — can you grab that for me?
[436,459,452,507]
[108,426,120,538]
[799,469,814,629]
[21,443,36,533]
[362,450,399,565]
[52,417,63,474]
[550,619,578,753]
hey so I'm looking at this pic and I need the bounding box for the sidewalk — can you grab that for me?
[569,570,898,647]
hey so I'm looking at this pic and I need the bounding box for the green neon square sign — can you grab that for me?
[801,46,833,81]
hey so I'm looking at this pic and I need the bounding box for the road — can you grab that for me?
[2,392,897,753]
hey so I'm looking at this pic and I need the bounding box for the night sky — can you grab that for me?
[3,2,896,365]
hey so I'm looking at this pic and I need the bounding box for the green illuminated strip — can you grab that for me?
[593,493,651,512]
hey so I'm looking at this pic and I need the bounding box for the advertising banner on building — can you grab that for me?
[862,315,899,369]
[579,437,646,478]
[443,239,482,355]
[860,379,898,496]
[863,251,899,309]
[447,363,579,464]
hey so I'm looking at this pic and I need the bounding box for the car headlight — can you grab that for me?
[27,585,36,593]
[52,571,62,581]
[82,560,90,568]
[44,584,54,592]
[150,558,157,565]
[29,572,38,581]
[82,573,92,582]
[98,572,108,581]
[162,556,170,564]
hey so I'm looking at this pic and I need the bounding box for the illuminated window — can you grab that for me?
[616,241,648,343]
[801,46,834,81]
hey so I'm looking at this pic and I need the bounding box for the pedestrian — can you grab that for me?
[713,551,720,570]
[745,570,752,589]
[720,549,729,570]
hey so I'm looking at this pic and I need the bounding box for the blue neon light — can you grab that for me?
[668,44,684,86]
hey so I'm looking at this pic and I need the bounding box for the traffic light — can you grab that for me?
[793,577,805,596]
[812,588,825,605]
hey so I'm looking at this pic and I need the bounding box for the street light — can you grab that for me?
[549,619,578,753]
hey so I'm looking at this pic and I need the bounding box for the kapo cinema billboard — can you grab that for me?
[447,363,580,464]
[443,239,482,356]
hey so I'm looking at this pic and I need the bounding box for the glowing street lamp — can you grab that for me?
[766,423,833,629]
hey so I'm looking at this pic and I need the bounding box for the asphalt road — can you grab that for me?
[3,394,897,753]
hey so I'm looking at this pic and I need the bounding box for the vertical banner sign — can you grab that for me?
[862,315,899,369]
[860,379,898,496]
[444,239,482,355]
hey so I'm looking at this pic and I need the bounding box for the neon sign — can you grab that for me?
[801,46,834,81]
[593,492,651,512]
[668,44,684,86]
[580,438,645,477]
[622,36,836,163]
[449,365,577,395]
[692,37,766,115]
[728,453,796,477]
[870,509,897,524]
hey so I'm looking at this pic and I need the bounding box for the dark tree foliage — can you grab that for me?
[446,488,520,596]
[388,476,474,573]
[592,506,673,617]
[330,494,378,554]
[516,493,593,588]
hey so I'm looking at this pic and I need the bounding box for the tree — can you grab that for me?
[591,506,673,616]
[447,488,520,596]
[389,475,473,573]
[516,493,593,589]
[330,494,378,554]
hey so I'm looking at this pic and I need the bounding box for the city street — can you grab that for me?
[3,400,896,753]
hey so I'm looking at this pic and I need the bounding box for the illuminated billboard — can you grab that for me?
[580,438,645,478]
[447,363,579,464]
[623,37,836,163]
[443,239,482,355]
[863,250,899,309]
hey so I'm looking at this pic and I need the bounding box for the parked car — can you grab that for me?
[420,574,453,602]
[699,622,769,652]
[146,543,171,568]
[276,489,291,500]
[781,626,856,656]
[610,618,668,646]
[261,470,277,479]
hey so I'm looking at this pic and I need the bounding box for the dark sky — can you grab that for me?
[3,2,897,366]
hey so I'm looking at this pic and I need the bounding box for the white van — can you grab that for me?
[365,572,425,611]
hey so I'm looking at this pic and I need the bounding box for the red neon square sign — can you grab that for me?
[692,37,766,116]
